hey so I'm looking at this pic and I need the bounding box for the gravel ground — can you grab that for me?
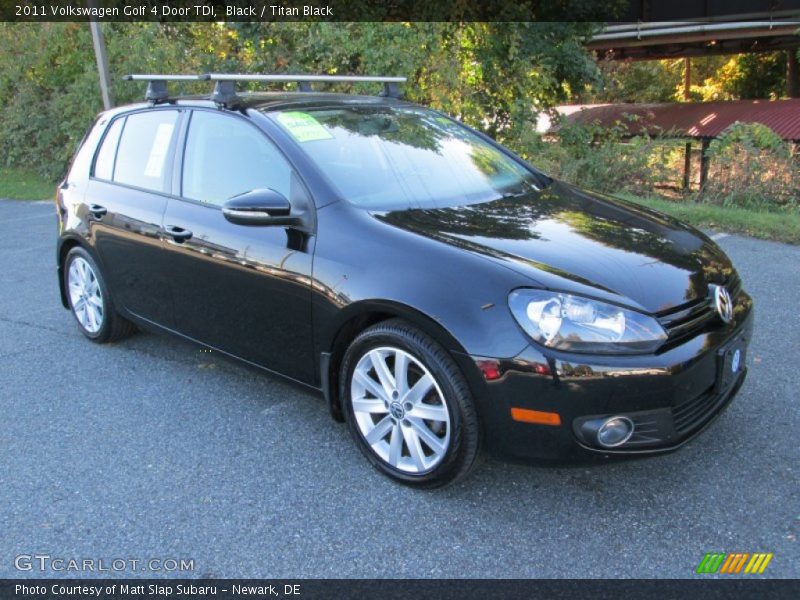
[0,199,797,578]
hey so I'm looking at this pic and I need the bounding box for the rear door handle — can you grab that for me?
[89,204,107,218]
[164,225,193,243]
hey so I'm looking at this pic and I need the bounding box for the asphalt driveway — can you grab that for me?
[0,198,797,578]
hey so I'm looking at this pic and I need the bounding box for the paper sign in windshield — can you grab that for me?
[276,112,333,142]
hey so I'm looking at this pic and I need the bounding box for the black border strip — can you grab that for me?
[2,579,799,600]
[5,0,800,23]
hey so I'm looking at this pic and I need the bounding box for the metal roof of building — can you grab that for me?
[587,17,800,60]
[554,99,800,141]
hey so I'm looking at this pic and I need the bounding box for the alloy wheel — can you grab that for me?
[67,256,104,334]
[350,346,451,474]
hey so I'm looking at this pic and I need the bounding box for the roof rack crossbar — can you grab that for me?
[204,73,407,99]
[123,74,210,104]
[204,74,406,83]
[123,73,408,104]
[123,74,211,81]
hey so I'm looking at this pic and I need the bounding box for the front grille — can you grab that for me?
[672,385,722,435]
[658,298,716,341]
[657,274,741,343]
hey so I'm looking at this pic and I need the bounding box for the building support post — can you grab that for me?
[683,141,692,191]
[788,48,799,99]
[683,57,691,101]
[89,20,113,110]
[699,139,710,195]
[682,58,693,192]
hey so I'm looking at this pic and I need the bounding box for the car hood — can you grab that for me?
[372,181,735,314]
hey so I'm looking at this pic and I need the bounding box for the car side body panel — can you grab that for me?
[311,200,533,362]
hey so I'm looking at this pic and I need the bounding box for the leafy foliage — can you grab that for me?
[584,59,682,103]
[524,116,674,196]
[704,122,798,209]
[700,52,789,101]
[5,21,794,213]
[528,119,799,212]
[0,23,198,179]
[583,51,797,104]
[0,22,602,179]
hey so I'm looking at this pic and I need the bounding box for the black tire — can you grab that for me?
[340,318,481,488]
[63,246,136,343]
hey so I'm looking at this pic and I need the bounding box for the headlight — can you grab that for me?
[508,289,667,354]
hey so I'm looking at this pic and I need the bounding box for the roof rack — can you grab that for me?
[123,73,407,106]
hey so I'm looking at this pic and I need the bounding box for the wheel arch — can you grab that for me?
[320,299,472,423]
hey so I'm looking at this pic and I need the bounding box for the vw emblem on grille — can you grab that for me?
[714,285,733,323]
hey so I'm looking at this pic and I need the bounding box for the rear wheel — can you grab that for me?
[64,246,135,343]
[341,319,480,488]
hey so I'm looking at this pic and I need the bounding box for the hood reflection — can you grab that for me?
[375,181,734,313]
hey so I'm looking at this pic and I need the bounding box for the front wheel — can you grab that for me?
[341,319,480,488]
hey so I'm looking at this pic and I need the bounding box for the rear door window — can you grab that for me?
[113,110,179,192]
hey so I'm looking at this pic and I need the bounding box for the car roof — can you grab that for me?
[101,92,412,119]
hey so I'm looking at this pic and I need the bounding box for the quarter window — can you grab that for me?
[93,117,124,180]
[113,110,179,192]
[182,110,293,206]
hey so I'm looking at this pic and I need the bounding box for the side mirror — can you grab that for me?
[222,188,296,226]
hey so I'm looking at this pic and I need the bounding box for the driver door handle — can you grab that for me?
[88,204,107,218]
[164,225,193,243]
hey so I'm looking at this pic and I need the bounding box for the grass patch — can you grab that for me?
[0,167,57,201]
[617,193,800,245]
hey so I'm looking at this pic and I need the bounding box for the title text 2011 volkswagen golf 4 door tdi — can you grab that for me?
[56,74,753,487]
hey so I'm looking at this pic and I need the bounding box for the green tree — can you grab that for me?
[581,51,791,105]
[0,21,603,179]
[705,52,788,100]
[582,59,681,103]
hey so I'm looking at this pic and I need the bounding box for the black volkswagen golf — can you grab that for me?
[56,74,753,487]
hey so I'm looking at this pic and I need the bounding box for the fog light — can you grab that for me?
[597,416,634,447]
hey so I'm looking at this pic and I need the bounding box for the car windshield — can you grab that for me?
[267,105,547,210]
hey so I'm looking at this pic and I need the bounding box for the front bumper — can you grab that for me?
[459,295,754,463]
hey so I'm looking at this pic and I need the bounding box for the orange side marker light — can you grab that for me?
[510,408,561,426]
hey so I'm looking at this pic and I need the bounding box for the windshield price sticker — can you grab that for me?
[276,112,334,143]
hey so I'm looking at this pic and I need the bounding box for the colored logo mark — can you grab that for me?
[696,552,773,574]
